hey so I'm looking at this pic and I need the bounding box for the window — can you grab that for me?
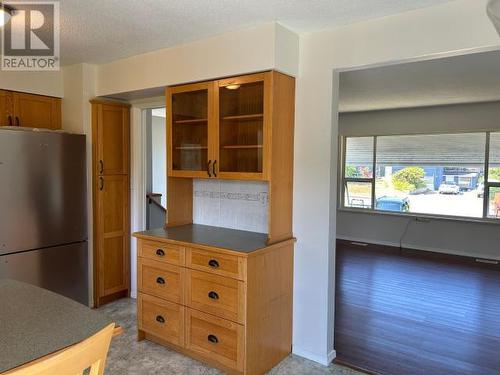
[341,132,500,221]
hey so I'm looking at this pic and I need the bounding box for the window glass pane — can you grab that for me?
[345,181,372,209]
[375,133,485,217]
[345,137,373,178]
[488,187,500,218]
[489,133,500,182]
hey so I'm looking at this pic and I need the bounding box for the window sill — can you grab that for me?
[337,207,500,225]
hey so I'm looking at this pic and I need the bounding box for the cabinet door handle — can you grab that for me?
[207,334,219,344]
[156,277,165,285]
[15,117,20,127]
[8,115,12,126]
[156,315,165,324]
[207,160,212,177]
[99,177,104,191]
[208,259,219,269]
[208,291,219,300]
[99,160,104,174]
[213,160,217,178]
[156,249,165,257]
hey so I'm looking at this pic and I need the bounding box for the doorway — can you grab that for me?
[144,107,167,230]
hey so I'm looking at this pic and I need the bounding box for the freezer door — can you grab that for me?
[0,242,89,305]
[0,129,87,255]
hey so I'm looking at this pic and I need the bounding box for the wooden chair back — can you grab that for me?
[6,323,115,375]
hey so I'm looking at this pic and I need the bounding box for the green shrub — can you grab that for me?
[392,167,426,192]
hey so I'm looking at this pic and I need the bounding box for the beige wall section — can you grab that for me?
[96,23,299,96]
[0,70,63,97]
[293,0,500,365]
[62,63,97,306]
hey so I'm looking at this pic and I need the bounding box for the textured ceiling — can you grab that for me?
[339,50,500,112]
[58,0,454,65]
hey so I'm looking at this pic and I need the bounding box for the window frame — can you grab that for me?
[339,131,500,224]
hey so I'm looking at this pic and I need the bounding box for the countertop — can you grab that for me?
[0,279,113,373]
[134,224,270,253]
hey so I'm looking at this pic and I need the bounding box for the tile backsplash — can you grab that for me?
[193,179,269,233]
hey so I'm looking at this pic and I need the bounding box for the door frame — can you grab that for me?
[129,97,165,299]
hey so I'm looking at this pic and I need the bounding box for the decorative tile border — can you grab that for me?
[194,190,269,205]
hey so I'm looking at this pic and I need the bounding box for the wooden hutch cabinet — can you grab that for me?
[168,71,292,182]
[135,70,295,375]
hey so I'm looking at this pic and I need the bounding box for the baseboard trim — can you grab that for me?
[292,347,336,366]
[336,235,500,262]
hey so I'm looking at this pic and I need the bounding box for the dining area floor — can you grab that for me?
[99,298,363,375]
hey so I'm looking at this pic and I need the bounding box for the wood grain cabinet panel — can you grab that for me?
[92,100,130,307]
[186,247,246,281]
[185,308,244,373]
[0,90,13,127]
[138,258,184,304]
[186,269,245,324]
[138,293,185,347]
[139,241,184,266]
[12,92,61,129]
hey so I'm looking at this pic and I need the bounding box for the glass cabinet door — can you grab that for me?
[169,84,211,176]
[217,76,266,177]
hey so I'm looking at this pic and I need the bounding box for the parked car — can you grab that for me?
[477,183,484,198]
[376,196,410,212]
[438,183,460,195]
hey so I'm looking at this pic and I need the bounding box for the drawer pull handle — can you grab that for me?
[156,249,165,257]
[156,315,165,324]
[156,277,165,285]
[207,334,219,344]
[208,291,219,300]
[208,259,219,268]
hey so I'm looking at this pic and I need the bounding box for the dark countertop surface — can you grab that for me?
[135,224,270,253]
[0,279,113,373]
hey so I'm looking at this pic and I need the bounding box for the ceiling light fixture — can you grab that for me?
[0,3,13,27]
[488,0,500,36]
[225,84,241,90]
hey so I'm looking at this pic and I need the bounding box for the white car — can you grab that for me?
[438,183,460,195]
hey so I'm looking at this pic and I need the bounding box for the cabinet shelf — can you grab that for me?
[221,114,263,121]
[175,146,208,150]
[221,145,263,149]
[174,118,208,124]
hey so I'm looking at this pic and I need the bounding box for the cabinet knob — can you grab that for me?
[156,249,165,257]
[208,259,219,268]
[208,291,219,300]
[156,277,165,285]
[156,315,165,324]
[8,115,12,127]
[207,334,219,344]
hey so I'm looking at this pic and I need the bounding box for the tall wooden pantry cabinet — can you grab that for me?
[91,100,131,307]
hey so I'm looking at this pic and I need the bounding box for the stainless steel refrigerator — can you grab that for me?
[0,127,88,305]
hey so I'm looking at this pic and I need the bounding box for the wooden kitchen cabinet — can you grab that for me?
[91,100,131,307]
[0,90,61,129]
[133,230,294,375]
[166,71,295,181]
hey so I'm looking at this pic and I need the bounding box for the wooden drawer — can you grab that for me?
[137,258,184,304]
[186,269,245,324]
[138,293,184,347]
[139,239,184,266]
[186,247,246,281]
[186,308,244,372]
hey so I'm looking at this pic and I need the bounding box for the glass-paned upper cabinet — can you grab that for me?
[216,74,267,179]
[167,82,212,177]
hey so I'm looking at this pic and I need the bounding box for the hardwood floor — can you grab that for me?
[334,241,500,375]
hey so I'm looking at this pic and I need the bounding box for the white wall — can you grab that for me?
[294,0,500,365]
[0,70,63,97]
[151,115,167,207]
[62,63,97,306]
[96,23,299,96]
